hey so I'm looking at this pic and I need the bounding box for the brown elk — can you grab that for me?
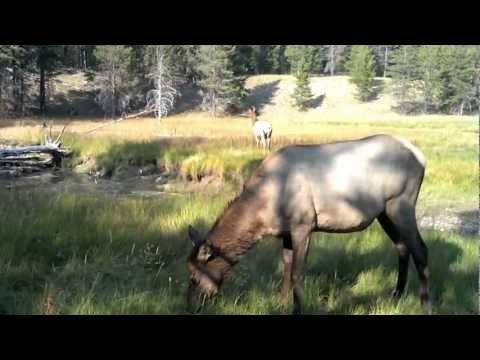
[186,134,430,314]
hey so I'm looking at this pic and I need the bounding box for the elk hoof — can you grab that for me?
[279,293,289,306]
[421,301,432,315]
[391,289,403,300]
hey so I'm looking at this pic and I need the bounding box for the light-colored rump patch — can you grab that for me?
[253,120,272,136]
[392,135,426,168]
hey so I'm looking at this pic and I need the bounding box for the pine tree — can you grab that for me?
[388,46,421,112]
[269,45,289,74]
[390,45,479,114]
[346,46,376,102]
[36,46,62,115]
[0,46,27,115]
[441,46,479,114]
[291,58,314,111]
[285,46,319,75]
[416,46,447,113]
[197,45,247,116]
[93,45,133,118]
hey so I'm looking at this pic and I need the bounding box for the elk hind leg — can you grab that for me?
[377,211,410,299]
[386,197,431,313]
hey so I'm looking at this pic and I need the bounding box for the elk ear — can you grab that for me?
[197,243,213,263]
[188,225,204,247]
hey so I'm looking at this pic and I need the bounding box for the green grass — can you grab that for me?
[0,114,477,315]
[0,190,476,315]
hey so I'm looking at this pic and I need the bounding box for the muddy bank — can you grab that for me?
[0,166,233,199]
[418,207,478,237]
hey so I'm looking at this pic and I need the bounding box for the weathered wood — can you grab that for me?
[0,159,52,167]
[0,143,70,173]
[0,144,70,158]
[83,109,155,135]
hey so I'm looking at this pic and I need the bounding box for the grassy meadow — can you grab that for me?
[0,75,478,315]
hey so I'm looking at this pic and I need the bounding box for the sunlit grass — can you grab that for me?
[3,112,473,205]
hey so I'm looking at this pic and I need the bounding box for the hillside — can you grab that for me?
[48,71,103,117]
[47,72,398,121]
[245,75,395,122]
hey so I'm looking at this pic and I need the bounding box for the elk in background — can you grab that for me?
[248,106,272,151]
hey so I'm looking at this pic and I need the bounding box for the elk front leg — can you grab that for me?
[291,228,311,315]
[280,233,293,303]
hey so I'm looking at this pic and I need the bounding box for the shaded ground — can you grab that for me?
[49,90,103,118]
[0,168,228,200]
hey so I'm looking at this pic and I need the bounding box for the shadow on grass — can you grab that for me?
[93,137,207,177]
[212,228,477,314]
[368,79,385,101]
[456,210,479,237]
[307,94,325,109]
[246,80,281,112]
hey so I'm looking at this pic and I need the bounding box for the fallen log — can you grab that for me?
[0,143,70,158]
[0,123,71,178]
[1,143,70,173]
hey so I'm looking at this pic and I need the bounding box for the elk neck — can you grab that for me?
[250,113,258,126]
[205,191,267,277]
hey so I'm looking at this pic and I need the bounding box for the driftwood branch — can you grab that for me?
[83,109,155,135]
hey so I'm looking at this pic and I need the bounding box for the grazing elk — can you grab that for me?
[249,106,272,151]
[186,134,430,314]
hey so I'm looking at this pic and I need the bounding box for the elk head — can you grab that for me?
[247,105,259,124]
[186,225,221,312]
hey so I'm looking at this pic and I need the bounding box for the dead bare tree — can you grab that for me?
[324,45,337,76]
[145,46,180,120]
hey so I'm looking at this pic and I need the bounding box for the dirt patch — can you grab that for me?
[418,207,478,237]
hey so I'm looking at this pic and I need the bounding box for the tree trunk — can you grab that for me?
[156,49,162,120]
[19,73,24,116]
[111,63,116,118]
[83,47,87,71]
[327,46,336,76]
[39,65,46,115]
[212,90,216,117]
[12,66,18,113]
[0,70,3,103]
[78,46,83,70]
[383,47,389,78]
